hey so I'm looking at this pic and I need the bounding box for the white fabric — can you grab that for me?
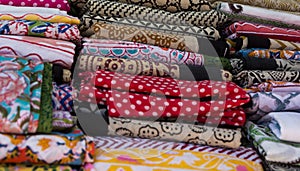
[261,141,300,163]
[0,35,75,69]
[259,112,300,143]
[218,2,300,27]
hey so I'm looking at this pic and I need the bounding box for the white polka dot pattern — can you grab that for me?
[0,0,70,11]
[79,70,250,126]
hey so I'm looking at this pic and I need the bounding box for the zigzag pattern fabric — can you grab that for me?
[84,0,228,28]
[79,14,221,40]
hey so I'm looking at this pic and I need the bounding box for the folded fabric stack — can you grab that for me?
[213,0,300,170]
[1,0,298,170]
[0,1,95,170]
[89,136,263,170]
[68,0,268,170]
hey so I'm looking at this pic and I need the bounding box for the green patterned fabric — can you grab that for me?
[37,63,53,133]
[246,121,300,166]
[204,55,232,71]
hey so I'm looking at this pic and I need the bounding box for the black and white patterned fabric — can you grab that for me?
[83,0,228,28]
[79,14,221,40]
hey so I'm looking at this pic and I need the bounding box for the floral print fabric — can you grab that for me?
[0,57,57,134]
[90,147,263,171]
[0,164,73,171]
[0,20,81,41]
[0,129,94,165]
[95,136,263,164]
[0,56,42,134]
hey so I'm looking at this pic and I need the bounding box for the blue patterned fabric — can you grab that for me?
[52,83,73,112]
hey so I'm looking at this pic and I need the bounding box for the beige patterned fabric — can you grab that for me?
[79,14,221,40]
[113,0,213,12]
[85,0,228,28]
[90,22,200,52]
[108,117,242,149]
[78,55,181,78]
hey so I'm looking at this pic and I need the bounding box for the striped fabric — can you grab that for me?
[0,35,76,68]
[94,136,262,164]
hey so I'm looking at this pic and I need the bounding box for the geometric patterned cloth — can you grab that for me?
[84,0,228,28]
[52,82,73,112]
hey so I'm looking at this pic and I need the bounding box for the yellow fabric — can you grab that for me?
[0,14,80,25]
[92,148,264,171]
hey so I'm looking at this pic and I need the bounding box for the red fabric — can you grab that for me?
[0,0,70,11]
[77,71,250,127]
[93,70,249,101]
[226,22,300,42]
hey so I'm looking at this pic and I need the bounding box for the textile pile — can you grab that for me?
[217,1,300,170]
[0,0,299,170]
[0,1,94,170]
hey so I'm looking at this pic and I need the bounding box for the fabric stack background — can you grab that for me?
[0,0,299,170]
[0,1,94,170]
[215,1,300,170]
[70,0,267,170]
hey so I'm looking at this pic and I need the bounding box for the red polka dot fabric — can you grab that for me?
[78,70,250,127]
[0,0,70,11]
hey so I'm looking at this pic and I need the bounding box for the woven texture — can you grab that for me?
[84,0,228,28]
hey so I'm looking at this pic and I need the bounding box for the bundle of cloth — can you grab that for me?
[68,0,267,170]
[212,0,300,170]
[87,136,264,170]
[0,0,95,170]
